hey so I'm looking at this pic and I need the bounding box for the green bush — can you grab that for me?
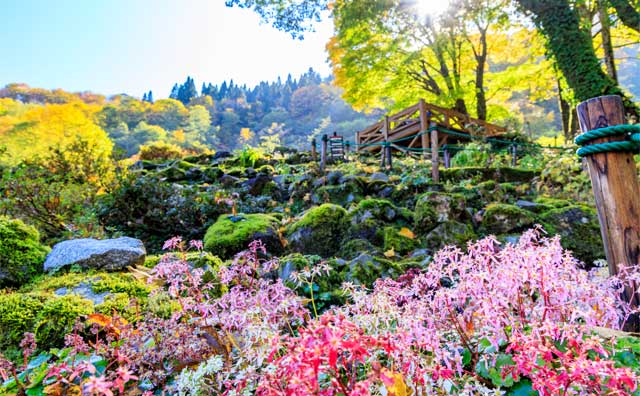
[138,141,184,161]
[0,292,93,362]
[97,174,223,251]
[0,217,49,288]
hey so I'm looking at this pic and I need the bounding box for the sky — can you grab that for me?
[0,0,334,98]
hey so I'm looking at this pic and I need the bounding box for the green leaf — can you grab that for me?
[27,353,51,370]
[25,385,44,396]
[507,380,536,396]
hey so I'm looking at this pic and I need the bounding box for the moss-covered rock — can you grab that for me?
[383,227,419,256]
[346,199,412,245]
[424,221,477,250]
[414,192,466,234]
[0,217,49,288]
[440,167,538,183]
[540,205,604,267]
[204,213,283,259]
[338,239,379,260]
[312,180,364,207]
[0,292,93,362]
[286,204,348,257]
[481,203,535,235]
[342,253,404,286]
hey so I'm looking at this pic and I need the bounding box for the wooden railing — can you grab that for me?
[355,99,507,156]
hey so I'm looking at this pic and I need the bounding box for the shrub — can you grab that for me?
[138,141,184,161]
[0,217,49,288]
[0,292,93,362]
[97,174,223,251]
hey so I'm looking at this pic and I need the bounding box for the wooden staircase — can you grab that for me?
[329,132,345,161]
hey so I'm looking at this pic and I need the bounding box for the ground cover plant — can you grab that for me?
[1,229,639,396]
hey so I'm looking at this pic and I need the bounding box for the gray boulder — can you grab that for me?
[44,237,146,273]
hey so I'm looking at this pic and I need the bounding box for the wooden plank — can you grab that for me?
[577,95,640,332]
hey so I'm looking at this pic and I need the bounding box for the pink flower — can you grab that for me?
[83,375,114,396]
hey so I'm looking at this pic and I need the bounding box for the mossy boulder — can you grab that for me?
[414,192,466,234]
[338,239,379,260]
[312,181,364,207]
[540,205,604,267]
[204,213,283,259]
[346,199,412,245]
[480,203,535,235]
[0,217,49,288]
[440,167,538,183]
[342,253,404,286]
[383,227,419,256]
[424,221,477,250]
[286,204,348,257]
[0,292,93,362]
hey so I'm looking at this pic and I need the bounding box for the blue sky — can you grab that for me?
[0,0,333,98]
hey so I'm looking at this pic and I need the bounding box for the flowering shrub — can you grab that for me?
[1,229,639,395]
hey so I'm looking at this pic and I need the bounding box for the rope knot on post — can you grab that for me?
[575,124,640,157]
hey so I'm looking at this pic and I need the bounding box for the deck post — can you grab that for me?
[419,99,430,160]
[311,138,317,162]
[577,95,640,331]
[355,132,360,153]
[443,147,451,169]
[386,143,392,170]
[511,145,517,167]
[320,134,328,172]
[430,121,440,182]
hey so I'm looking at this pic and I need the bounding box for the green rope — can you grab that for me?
[574,124,640,157]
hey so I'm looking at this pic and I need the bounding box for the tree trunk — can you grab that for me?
[598,0,619,82]
[474,27,488,121]
[558,79,572,140]
[516,0,638,118]
[609,0,640,32]
[454,98,469,115]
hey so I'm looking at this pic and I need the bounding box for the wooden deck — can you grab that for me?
[355,99,507,155]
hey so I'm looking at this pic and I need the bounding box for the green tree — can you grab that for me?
[146,99,189,131]
[515,0,638,116]
[185,105,212,143]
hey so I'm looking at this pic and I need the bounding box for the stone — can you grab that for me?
[286,204,348,257]
[204,214,283,259]
[369,172,389,182]
[540,205,604,267]
[424,221,477,250]
[414,192,467,234]
[44,237,146,273]
[212,151,232,160]
[481,203,535,235]
[219,174,240,187]
[54,281,111,305]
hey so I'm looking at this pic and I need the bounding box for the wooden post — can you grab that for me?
[430,121,440,182]
[380,141,387,169]
[320,134,328,172]
[577,95,640,331]
[511,145,517,167]
[419,99,430,160]
[444,147,451,169]
[386,143,392,170]
[311,138,317,162]
[355,132,360,153]
[383,115,391,170]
